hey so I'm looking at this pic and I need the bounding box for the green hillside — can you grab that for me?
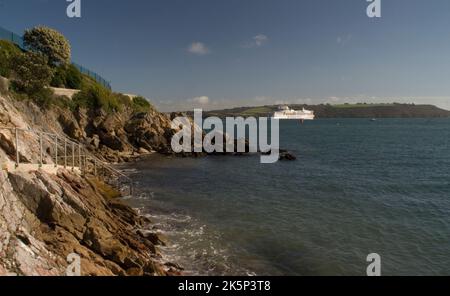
[203,103,450,119]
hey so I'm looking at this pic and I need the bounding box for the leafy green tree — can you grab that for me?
[12,52,54,94]
[65,64,82,89]
[0,40,22,78]
[23,26,71,66]
[51,64,83,89]
[51,66,66,88]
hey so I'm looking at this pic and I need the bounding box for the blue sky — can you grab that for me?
[1,0,450,111]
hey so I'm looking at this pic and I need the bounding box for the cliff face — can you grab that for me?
[57,106,179,161]
[0,92,180,276]
[0,170,169,276]
[8,96,177,162]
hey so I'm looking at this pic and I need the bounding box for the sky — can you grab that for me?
[1,0,450,111]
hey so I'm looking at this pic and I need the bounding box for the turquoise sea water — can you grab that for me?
[121,118,450,275]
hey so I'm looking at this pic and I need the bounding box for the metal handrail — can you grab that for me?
[0,125,133,196]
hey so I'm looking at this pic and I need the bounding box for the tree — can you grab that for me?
[0,40,22,78]
[12,52,54,94]
[51,64,82,89]
[65,64,82,89]
[23,26,71,66]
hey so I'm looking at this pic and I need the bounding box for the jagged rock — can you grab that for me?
[8,172,55,223]
[144,261,168,276]
[0,92,183,276]
[126,267,144,276]
[279,151,297,161]
[261,149,297,161]
[165,262,184,271]
[139,231,168,247]
[91,135,100,149]
[99,132,125,151]
[124,257,144,270]
[58,113,83,139]
[83,218,129,264]
[0,132,16,157]
[170,112,185,120]
[138,147,150,154]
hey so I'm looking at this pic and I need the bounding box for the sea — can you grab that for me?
[119,118,450,276]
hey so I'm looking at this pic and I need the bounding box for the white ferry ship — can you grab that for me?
[273,106,315,120]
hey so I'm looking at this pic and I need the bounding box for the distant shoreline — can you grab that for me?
[189,104,450,119]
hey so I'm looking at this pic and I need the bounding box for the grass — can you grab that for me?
[332,103,396,109]
[240,107,274,116]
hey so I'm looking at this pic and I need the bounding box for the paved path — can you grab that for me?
[2,160,81,175]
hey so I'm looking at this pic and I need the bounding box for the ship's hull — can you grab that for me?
[273,114,315,120]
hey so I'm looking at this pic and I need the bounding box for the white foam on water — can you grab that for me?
[138,204,256,275]
[119,167,259,276]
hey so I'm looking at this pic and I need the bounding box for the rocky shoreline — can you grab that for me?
[0,168,183,276]
[0,84,296,275]
[0,89,185,276]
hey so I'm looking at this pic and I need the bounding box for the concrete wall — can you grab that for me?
[0,76,9,94]
[51,87,80,99]
[0,77,81,99]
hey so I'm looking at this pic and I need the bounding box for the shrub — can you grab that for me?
[23,26,71,66]
[132,96,152,113]
[50,64,83,89]
[80,74,101,90]
[11,52,54,94]
[32,87,55,109]
[72,85,121,112]
[9,84,55,109]
[52,94,74,110]
[0,40,22,78]
[115,93,133,107]
[65,64,82,89]
[51,66,66,88]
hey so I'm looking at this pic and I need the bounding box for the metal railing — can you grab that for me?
[0,126,133,196]
[72,63,111,90]
[0,27,24,48]
[0,26,112,90]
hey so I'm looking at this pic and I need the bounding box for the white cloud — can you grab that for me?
[253,34,268,46]
[243,34,269,48]
[188,42,210,55]
[336,34,352,46]
[190,96,210,104]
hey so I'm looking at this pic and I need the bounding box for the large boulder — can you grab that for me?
[83,218,128,264]
[58,112,84,139]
